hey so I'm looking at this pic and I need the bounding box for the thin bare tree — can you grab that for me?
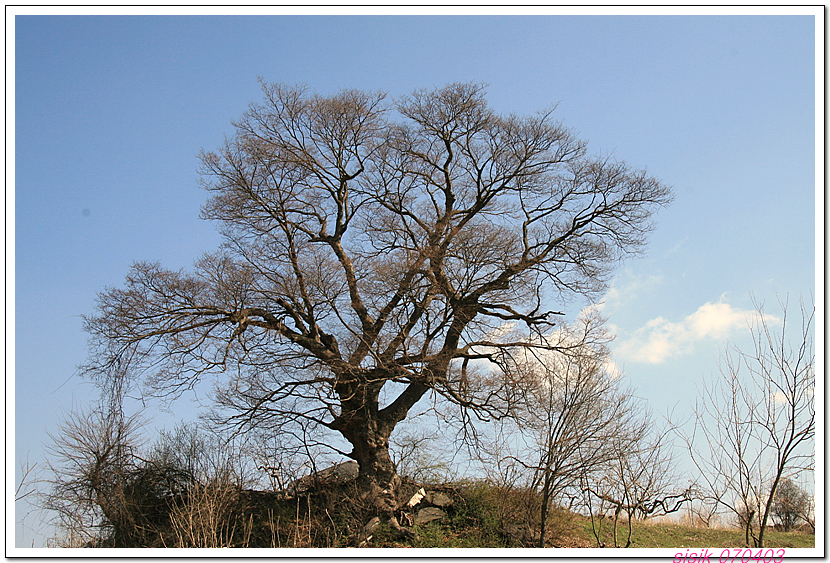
[580,416,688,548]
[468,311,687,547]
[80,81,672,529]
[679,296,814,547]
[517,312,645,546]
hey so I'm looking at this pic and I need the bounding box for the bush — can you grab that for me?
[771,479,811,532]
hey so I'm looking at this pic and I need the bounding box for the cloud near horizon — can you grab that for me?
[614,300,776,364]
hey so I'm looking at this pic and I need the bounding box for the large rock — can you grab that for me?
[415,506,446,525]
[285,461,359,494]
[427,491,453,508]
[315,460,359,483]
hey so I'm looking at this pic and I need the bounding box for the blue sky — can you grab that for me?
[10,9,821,548]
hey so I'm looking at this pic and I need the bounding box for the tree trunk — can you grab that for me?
[539,459,551,548]
[329,368,431,539]
[612,506,622,548]
[334,370,429,502]
[350,430,400,516]
[758,474,783,548]
[744,509,755,547]
[340,420,419,538]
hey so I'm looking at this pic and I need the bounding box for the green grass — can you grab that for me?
[361,483,815,549]
[576,516,815,549]
[377,514,815,549]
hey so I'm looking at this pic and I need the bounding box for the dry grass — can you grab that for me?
[167,483,252,547]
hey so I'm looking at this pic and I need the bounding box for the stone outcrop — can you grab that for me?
[283,461,359,495]
[400,487,454,528]
[414,506,446,525]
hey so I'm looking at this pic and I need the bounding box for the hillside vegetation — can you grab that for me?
[51,477,813,549]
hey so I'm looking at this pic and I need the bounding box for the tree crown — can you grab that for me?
[84,82,672,438]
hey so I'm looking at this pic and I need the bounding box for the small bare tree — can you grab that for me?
[44,401,145,546]
[462,313,625,517]
[680,296,814,547]
[580,413,688,548]
[468,310,687,547]
[522,312,645,546]
[15,457,43,547]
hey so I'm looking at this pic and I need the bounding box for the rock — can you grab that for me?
[388,515,417,539]
[406,488,427,508]
[500,522,541,545]
[427,491,453,508]
[315,460,359,483]
[363,516,381,534]
[415,506,446,525]
[284,460,359,494]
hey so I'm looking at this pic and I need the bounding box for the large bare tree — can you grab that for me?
[82,82,672,526]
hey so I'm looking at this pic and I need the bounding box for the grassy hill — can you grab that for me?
[362,484,814,549]
[232,480,815,549]
[58,477,814,549]
[572,518,814,550]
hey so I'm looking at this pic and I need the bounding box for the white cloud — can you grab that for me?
[772,391,789,406]
[615,298,778,364]
[596,272,664,313]
[687,301,754,340]
[603,358,624,379]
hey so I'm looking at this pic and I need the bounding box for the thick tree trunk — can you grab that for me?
[331,370,430,537]
[350,430,400,515]
[337,416,418,538]
[331,390,397,512]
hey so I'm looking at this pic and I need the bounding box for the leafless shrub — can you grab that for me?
[390,426,453,485]
[43,401,147,547]
[770,478,812,532]
[580,415,689,548]
[15,457,43,547]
